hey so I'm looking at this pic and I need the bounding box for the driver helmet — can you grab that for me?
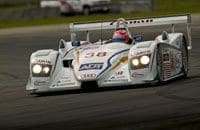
[112,28,131,43]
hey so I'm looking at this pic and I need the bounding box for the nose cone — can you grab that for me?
[76,62,106,81]
[72,45,107,81]
[73,43,130,81]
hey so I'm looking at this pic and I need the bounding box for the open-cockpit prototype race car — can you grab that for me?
[26,14,192,94]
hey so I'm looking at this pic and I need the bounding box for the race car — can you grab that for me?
[26,14,192,94]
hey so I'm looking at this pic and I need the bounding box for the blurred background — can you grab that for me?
[0,0,199,28]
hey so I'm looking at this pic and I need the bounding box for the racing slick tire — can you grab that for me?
[156,44,164,84]
[181,36,188,78]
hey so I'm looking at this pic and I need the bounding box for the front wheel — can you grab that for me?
[181,36,188,78]
[156,45,164,83]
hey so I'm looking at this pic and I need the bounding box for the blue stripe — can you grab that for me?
[97,49,129,78]
[51,53,59,75]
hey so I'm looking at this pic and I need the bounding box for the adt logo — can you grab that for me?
[79,63,103,71]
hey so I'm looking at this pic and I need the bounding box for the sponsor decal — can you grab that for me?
[115,71,124,75]
[52,82,75,88]
[134,50,151,56]
[163,53,170,61]
[36,59,51,64]
[34,80,46,86]
[52,79,75,87]
[80,74,96,79]
[110,71,125,79]
[105,79,128,82]
[110,19,153,26]
[79,63,103,71]
[58,78,71,83]
[60,75,70,80]
[132,72,144,78]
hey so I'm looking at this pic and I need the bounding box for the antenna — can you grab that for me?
[100,20,103,44]
[86,30,89,42]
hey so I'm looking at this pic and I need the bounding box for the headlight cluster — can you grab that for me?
[131,55,151,69]
[32,64,52,77]
[140,55,150,65]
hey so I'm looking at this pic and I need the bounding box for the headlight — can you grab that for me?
[32,64,52,77]
[140,55,150,65]
[130,54,151,70]
[32,64,42,74]
[132,59,139,66]
[43,66,50,74]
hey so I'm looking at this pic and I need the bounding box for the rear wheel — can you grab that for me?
[181,36,188,78]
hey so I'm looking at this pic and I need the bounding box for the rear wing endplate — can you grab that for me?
[69,14,192,50]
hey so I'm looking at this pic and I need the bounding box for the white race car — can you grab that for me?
[26,14,192,94]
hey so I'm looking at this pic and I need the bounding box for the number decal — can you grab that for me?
[85,52,107,58]
[97,52,107,57]
[85,52,95,58]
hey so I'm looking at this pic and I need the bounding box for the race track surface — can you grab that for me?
[0,15,200,130]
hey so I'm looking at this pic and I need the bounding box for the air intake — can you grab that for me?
[81,81,98,90]
[63,60,73,68]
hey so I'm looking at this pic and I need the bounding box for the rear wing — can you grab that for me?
[69,14,192,50]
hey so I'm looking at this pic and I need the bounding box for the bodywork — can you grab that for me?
[26,14,192,94]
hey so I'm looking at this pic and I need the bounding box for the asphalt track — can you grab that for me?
[0,15,200,130]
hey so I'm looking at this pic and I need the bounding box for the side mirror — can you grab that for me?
[59,39,66,49]
[59,39,66,53]
[162,31,169,41]
[133,35,143,43]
